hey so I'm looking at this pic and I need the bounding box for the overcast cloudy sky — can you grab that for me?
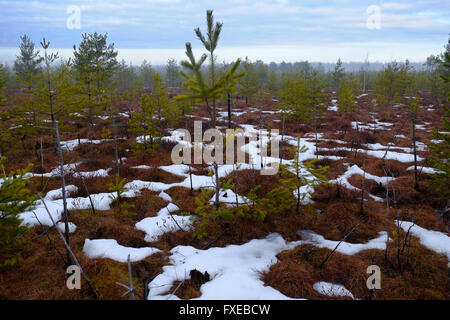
[0,0,449,64]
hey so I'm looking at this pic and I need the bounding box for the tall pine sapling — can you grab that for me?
[13,35,41,85]
[194,10,223,127]
[427,40,450,200]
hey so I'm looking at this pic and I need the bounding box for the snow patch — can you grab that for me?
[313,282,355,299]
[83,239,160,262]
[397,221,450,260]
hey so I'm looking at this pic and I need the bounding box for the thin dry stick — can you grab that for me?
[280,112,285,169]
[115,254,136,300]
[360,158,366,214]
[392,185,402,273]
[40,137,44,187]
[31,211,66,263]
[55,121,71,264]
[38,194,99,299]
[72,161,96,215]
[383,167,391,261]
[188,163,193,194]
[233,163,239,207]
[111,105,120,177]
[166,207,185,232]
[214,163,220,210]
[381,116,410,161]
[319,222,361,268]
[201,228,228,250]
[168,279,185,300]
[401,221,415,255]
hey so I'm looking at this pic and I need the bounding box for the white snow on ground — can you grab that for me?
[56,222,77,234]
[45,185,78,200]
[218,111,247,118]
[365,142,427,153]
[60,138,118,152]
[209,190,250,207]
[131,165,152,169]
[124,174,211,195]
[20,192,116,228]
[329,164,394,202]
[158,191,172,202]
[397,221,450,260]
[430,139,444,144]
[415,124,427,130]
[32,162,82,178]
[73,168,111,178]
[351,119,395,132]
[159,164,194,177]
[23,116,427,275]
[319,145,423,162]
[373,120,393,127]
[135,203,193,242]
[313,282,355,299]
[297,230,389,255]
[328,105,338,111]
[351,121,372,131]
[118,112,130,118]
[148,230,389,300]
[147,233,304,300]
[32,163,111,179]
[23,119,413,239]
[407,166,443,174]
[83,239,160,262]
[343,164,394,185]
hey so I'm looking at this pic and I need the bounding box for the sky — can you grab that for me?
[0,0,449,65]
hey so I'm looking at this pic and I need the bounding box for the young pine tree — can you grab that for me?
[152,73,180,126]
[178,43,243,126]
[165,58,181,88]
[194,10,223,127]
[36,39,75,153]
[13,35,41,85]
[0,157,36,270]
[280,137,329,213]
[73,32,118,126]
[237,57,259,105]
[428,40,450,200]
[332,58,345,91]
[130,91,159,157]
[337,78,357,113]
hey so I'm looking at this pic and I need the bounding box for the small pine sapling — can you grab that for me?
[0,157,36,270]
[108,174,135,217]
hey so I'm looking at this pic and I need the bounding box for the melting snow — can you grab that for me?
[45,185,78,200]
[313,282,355,299]
[83,239,160,262]
[297,230,389,255]
[135,203,193,242]
[397,221,450,260]
[407,166,443,174]
[147,233,304,300]
[330,164,394,202]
